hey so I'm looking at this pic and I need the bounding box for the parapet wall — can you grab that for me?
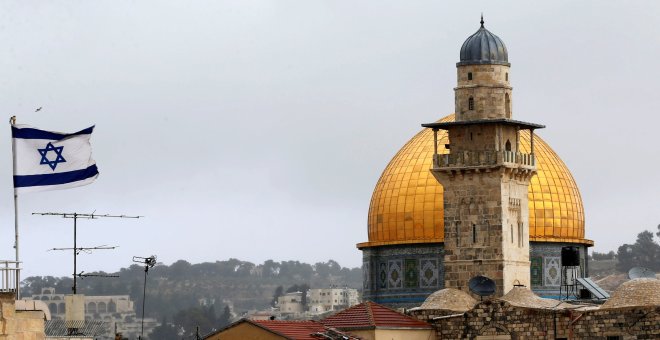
[409,300,660,339]
[0,292,46,340]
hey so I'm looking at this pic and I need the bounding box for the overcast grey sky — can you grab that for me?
[1,1,660,278]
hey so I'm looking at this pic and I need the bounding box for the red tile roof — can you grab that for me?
[205,318,361,340]
[251,320,326,340]
[321,301,432,330]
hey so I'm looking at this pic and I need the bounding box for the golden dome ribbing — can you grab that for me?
[358,114,591,248]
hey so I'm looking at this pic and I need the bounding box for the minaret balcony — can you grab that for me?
[432,150,535,171]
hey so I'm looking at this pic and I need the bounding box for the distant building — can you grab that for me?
[33,287,157,339]
[277,291,304,315]
[308,287,358,313]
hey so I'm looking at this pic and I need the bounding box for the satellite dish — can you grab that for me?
[468,275,496,297]
[628,267,657,280]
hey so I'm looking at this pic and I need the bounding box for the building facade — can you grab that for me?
[32,287,157,339]
[307,287,359,313]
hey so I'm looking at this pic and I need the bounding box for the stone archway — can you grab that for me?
[476,322,511,340]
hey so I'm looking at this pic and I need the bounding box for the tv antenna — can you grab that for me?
[133,255,156,340]
[468,275,496,301]
[33,212,142,294]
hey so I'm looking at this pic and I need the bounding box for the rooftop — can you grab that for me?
[416,288,477,312]
[321,301,432,330]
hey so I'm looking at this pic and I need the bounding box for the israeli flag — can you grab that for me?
[12,125,99,193]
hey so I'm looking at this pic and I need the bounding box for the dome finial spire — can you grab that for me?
[480,13,484,27]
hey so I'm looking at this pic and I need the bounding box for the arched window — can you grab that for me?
[472,224,477,244]
[505,72,508,81]
[49,303,57,315]
[505,139,511,151]
[52,296,61,300]
[87,302,97,313]
[59,303,66,314]
[108,301,117,313]
[41,296,49,301]
[468,97,474,110]
[98,302,107,313]
[505,93,511,117]
[467,72,473,80]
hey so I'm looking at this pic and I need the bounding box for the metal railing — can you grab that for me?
[434,150,535,168]
[502,151,535,166]
[0,260,20,293]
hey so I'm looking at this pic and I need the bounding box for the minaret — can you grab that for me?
[422,17,544,297]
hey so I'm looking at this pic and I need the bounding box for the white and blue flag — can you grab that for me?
[12,125,99,193]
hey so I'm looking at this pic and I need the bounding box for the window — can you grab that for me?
[505,139,511,151]
[468,72,473,80]
[518,222,523,247]
[505,72,508,81]
[472,224,477,244]
[505,93,511,117]
[468,97,474,110]
[606,336,621,340]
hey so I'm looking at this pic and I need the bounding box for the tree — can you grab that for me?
[616,230,660,272]
[286,284,310,309]
[592,251,615,261]
[172,305,219,338]
[218,305,231,328]
[148,317,179,340]
[271,286,284,307]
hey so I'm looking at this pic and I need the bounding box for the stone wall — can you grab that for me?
[0,292,46,340]
[435,166,533,297]
[410,301,660,340]
[455,64,511,121]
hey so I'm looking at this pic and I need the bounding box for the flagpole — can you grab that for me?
[9,116,20,299]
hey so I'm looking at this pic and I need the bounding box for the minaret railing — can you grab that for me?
[434,150,535,169]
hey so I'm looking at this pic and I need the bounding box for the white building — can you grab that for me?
[277,291,304,315]
[307,287,359,313]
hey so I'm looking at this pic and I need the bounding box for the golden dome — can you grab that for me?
[358,114,592,249]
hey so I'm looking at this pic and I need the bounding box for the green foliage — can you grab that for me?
[173,305,219,338]
[286,284,310,307]
[20,258,362,330]
[147,316,178,340]
[218,306,231,328]
[616,230,660,272]
[271,286,284,307]
[591,251,615,261]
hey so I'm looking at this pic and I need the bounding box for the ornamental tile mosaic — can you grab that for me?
[378,262,387,289]
[363,261,371,290]
[544,257,561,287]
[420,258,439,288]
[388,260,403,288]
[531,256,543,286]
[404,259,418,288]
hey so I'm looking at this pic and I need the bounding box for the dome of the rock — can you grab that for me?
[358,114,592,249]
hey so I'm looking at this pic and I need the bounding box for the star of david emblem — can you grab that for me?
[38,142,66,170]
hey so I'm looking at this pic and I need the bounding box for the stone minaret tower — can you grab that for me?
[423,17,544,297]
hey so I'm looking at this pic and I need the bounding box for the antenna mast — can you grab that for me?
[133,255,156,340]
[33,212,142,294]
